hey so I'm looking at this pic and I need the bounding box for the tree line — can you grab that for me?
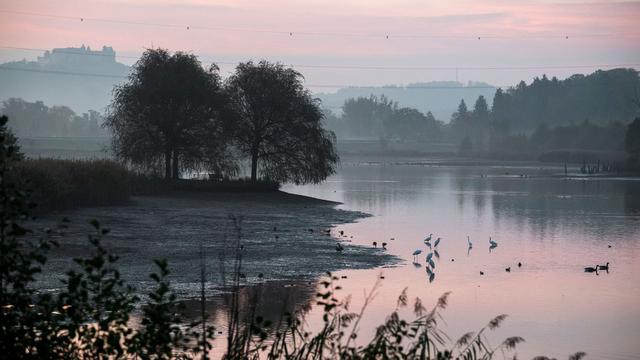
[324,68,639,159]
[1,98,108,138]
[105,49,337,184]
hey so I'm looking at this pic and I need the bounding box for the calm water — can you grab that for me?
[281,163,640,360]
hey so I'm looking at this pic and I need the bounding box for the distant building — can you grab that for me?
[35,45,121,73]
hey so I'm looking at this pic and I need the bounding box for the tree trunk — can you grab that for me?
[172,150,179,179]
[250,150,258,183]
[164,148,171,179]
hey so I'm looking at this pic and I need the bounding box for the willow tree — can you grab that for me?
[106,49,232,179]
[226,61,338,184]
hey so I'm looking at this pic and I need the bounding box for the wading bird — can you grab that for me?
[424,233,433,243]
[489,237,498,248]
[598,262,610,271]
[467,236,472,249]
[434,237,441,248]
[412,249,423,261]
[382,242,387,250]
[373,241,377,248]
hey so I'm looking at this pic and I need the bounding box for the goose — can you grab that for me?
[597,262,609,271]
[584,265,598,273]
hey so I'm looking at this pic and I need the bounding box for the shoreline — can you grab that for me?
[34,190,400,298]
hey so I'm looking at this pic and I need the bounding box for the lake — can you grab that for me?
[281,162,640,360]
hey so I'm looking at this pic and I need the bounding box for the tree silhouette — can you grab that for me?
[626,117,640,168]
[226,61,338,184]
[105,49,230,179]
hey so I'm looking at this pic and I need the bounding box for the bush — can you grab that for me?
[10,158,130,212]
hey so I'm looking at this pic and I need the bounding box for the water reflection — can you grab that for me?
[282,164,640,359]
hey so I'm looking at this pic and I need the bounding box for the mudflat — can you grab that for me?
[35,191,398,297]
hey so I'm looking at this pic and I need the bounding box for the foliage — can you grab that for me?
[490,69,639,132]
[10,158,130,212]
[226,60,338,184]
[626,117,640,168]
[1,98,107,138]
[106,48,233,179]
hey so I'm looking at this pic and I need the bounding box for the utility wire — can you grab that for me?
[2,9,640,40]
[2,45,638,72]
[0,65,508,88]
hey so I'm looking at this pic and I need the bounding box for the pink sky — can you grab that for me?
[1,0,639,89]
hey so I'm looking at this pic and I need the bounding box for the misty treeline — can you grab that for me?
[325,68,640,156]
[1,98,108,138]
[106,48,337,184]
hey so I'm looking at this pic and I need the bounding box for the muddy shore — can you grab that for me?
[35,191,398,298]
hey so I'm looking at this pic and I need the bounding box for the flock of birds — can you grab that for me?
[328,227,611,279]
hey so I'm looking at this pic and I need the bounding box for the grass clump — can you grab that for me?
[11,158,130,212]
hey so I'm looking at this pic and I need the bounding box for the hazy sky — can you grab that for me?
[1,0,639,91]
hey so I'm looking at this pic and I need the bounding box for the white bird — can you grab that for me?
[467,236,472,248]
[424,233,433,243]
[489,237,498,248]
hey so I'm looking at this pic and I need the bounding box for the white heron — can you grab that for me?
[489,237,498,248]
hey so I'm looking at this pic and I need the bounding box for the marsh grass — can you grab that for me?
[10,158,130,212]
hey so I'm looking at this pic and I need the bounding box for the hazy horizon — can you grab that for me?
[1,0,639,92]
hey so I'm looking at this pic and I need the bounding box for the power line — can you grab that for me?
[2,9,640,40]
[0,65,508,88]
[2,45,638,72]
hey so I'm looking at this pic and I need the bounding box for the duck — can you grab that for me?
[584,265,598,273]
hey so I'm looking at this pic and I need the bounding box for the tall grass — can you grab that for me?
[10,158,130,212]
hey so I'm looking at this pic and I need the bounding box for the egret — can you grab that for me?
[584,265,598,273]
[412,249,423,261]
[489,237,498,248]
[426,252,433,263]
[597,262,610,271]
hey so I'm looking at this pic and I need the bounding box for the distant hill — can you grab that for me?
[316,81,497,122]
[0,45,130,114]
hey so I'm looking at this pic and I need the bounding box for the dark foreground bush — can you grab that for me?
[10,158,130,212]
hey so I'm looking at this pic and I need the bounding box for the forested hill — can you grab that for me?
[493,68,639,132]
[316,81,497,121]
